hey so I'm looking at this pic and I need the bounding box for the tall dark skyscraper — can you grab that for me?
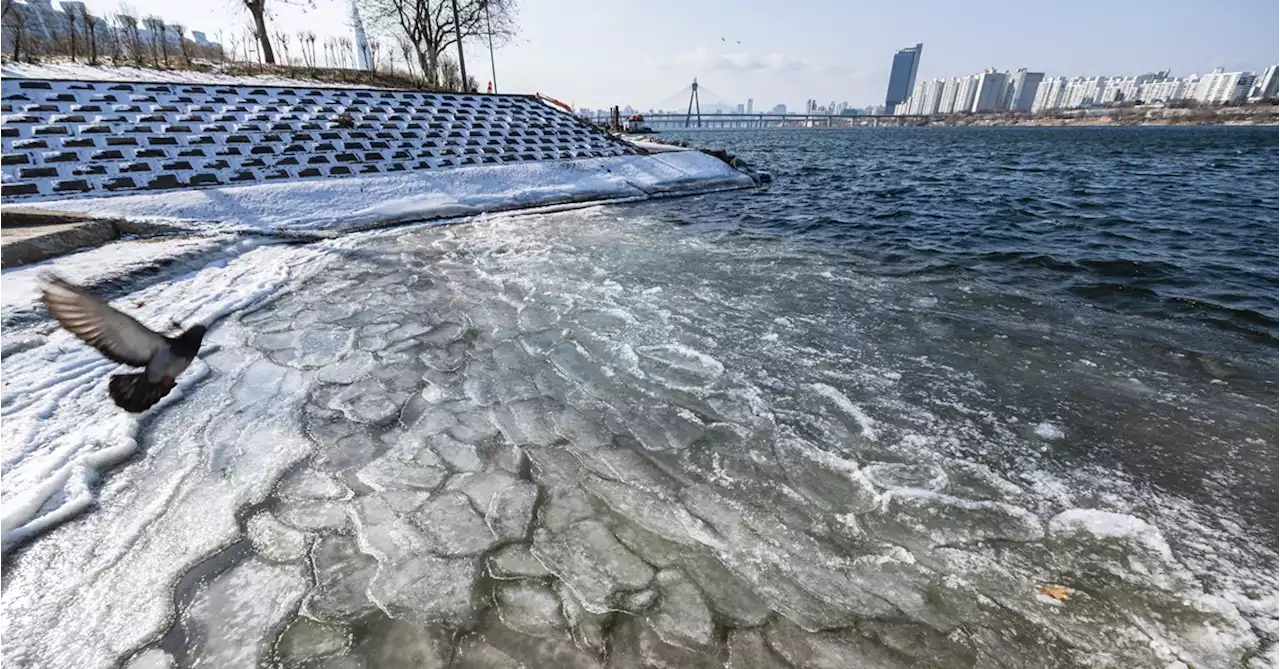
[884,43,924,114]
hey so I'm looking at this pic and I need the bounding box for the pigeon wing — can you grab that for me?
[41,278,166,367]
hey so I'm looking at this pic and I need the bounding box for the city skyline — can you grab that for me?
[6,0,1278,111]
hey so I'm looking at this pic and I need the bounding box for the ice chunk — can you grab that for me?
[490,400,561,446]
[496,581,567,636]
[451,636,523,669]
[315,351,377,384]
[636,343,725,389]
[350,495,429,564]
[356,456,447,493]
[123,649,175,669]
[275,617,350,664]
[304,535,380,622]
[727,629,790,669]
[367,554,480,626]
[426,434,484,471]
[488,544,552,580]
[247,511,309,562]
[553,407,614,450]
[451,471,521,509]
[531,520,655,613]
[857,619,978,667]
[474,611,602,669]
[305,657,365,669]
[554,581,610,654]
[254,326,354,369]
[808,382,878,441]
[413,492,502,556]
[354,618,452,669]
[622,589,658,611]
[862,462,948,492]
[322,378,407,425]
[181,558,309,668]
[278,468,349,501]
[682,553,772,627]
[314,430,381,473]
[764,617,908,669]
[278,500,352,532]
[486,480,539,542]
[583,476,717,548]
[422,321,467,345]
[648,569,714,649]
[868,488,1044,549]
[447,408,501,444]
[607,615,719,669]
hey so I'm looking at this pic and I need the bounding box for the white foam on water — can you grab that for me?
[1035,422,1066,439]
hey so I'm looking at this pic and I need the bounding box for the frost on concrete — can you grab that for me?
[0,208,1272,669]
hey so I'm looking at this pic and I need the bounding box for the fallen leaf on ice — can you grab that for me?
[1037,584,1072,601]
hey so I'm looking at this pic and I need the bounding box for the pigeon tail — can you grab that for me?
[108,373,173,413]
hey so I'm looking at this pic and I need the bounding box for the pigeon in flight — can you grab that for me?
[41,277,206,413]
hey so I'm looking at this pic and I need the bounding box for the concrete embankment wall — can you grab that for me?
[0,79,639,201]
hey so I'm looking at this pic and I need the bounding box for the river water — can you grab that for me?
[3,126,1276,669]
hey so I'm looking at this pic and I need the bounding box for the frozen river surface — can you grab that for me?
[1,201,1275,669]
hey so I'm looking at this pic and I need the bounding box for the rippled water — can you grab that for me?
[664,126,1280,345]
[4,127,1277,669]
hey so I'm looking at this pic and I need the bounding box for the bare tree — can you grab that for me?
[107,15,122,64]
[64,6,78,61]
[396,36,415,82]
[236,0,315,66]
[273,30,290,65]
[3,0,25,61]
[115,9,142,67]
[367,37,380,73]
[77,6,99,64]
[361,0,515,87]
[296,31,314,68]
[439,54,458,90]
[171,23,190,66]
[142,15,163,67]
[336,36,352,68]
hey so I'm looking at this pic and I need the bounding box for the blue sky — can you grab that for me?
[78,0,1279,111]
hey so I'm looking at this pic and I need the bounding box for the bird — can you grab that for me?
[41,276,207,413]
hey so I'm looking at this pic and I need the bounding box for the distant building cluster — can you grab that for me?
[1,0,220,58]
[885,42,1279,116]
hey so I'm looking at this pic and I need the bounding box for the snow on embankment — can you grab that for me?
[14,151,753,233]
[0,61,392,88]
[1,73,756,231]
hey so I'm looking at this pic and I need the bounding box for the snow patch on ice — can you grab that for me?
[0,243,326,552]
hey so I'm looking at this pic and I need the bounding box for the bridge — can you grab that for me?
[591,79,938,130]
[590,112,939,129]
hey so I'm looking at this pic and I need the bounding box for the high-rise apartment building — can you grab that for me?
[884,43,924,114]
[972,70,1009,112]
[1252,66,1279,100]
[1008,69,1045,111]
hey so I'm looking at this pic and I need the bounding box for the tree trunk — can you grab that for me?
[249,5,275,65]
[426,49,440,87]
